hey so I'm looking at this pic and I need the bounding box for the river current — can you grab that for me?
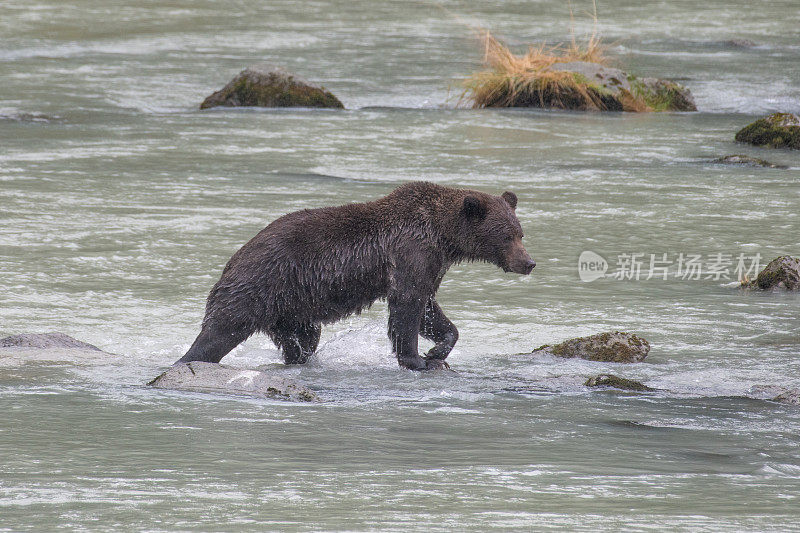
[1,1,799,531]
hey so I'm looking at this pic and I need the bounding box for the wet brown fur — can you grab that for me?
[177,181,534,370]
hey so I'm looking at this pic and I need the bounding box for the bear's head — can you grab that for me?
[459,190,535,275]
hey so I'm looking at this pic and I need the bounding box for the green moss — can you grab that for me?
[628,77,695,112]
[735,114,800,149]
[477,67,699,113]
[201,70,344,110]
[751,256,800,290]
[544,331,649,363]
[570,72,591,86]
[585,374,655,392]
[755,270,780,289]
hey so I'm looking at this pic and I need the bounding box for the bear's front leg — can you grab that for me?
[388,292,443,371]
[421,298,458,361]
[272,323,322,365]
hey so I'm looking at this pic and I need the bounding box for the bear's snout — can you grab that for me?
[510,257,535,275]
[504,239,535,275]
[521,258,536,275]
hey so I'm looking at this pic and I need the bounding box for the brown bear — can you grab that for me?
[176,181,535,371]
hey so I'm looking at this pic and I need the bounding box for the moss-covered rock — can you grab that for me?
[470,61,695,112]
[548,62,696,112]
[532,331,650,363]
[711,154,786,168]
[744,256,800,291]
[585,374,655,392]
[735,113,800,149]
[629,77,697,112]
[200,64,344,110]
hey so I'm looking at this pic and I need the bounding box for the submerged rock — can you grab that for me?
[0,332,103,351]
[0,332,114,366]
[743,256,800,291]
[735,113,800,149]
[493,61,696,112]
[772,390,800,405]
[148,361,319,402]
[725,39,757,48]
[532,331,650,363]
[750,386,800,405]
[585,374,655,392]
[711,154,786,169]
[200,64,344,110]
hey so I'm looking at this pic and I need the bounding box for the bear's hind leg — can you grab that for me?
[420,298,458,362]
[175,322,252,365]
[273,323,321,365]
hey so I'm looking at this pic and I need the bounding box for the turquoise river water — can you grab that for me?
[1,0,799,531]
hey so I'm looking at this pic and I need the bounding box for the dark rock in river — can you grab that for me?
[200,64,344,110]
[743,256,800,291]
[711,154,786,169]
[0,332,103,351]
[526,61,696,112]
[148,361,319,402]
[585,374,655,392]
[735,113,800,149]
[725,39,757,48]
[532,331,650,363]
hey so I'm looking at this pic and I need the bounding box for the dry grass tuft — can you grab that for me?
[457,1,650,112]
[460,31,613,110]
[456,2,691,112]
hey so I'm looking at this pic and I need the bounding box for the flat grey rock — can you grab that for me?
[148,361,320,402]
[0,332,103,351]
[711,154,786,169]
[0,332,114,366]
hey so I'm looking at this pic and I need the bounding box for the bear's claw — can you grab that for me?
[423,357,451,371]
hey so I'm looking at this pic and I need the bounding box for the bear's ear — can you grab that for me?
[501,191,517,209]
[463,195,487,220]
